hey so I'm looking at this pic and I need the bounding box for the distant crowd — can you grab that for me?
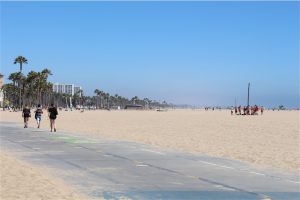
[231,105,263,115]
[203,105,264,115]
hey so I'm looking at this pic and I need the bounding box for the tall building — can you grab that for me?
[53,83,82,96]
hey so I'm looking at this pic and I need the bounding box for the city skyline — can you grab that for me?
[1,2,299,108]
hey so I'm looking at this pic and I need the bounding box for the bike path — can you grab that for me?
[0,122,299,200]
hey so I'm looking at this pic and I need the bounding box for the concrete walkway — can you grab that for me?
[0,122,299,200]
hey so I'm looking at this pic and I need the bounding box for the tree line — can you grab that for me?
[2,56,54,109]
[2,56,172,110]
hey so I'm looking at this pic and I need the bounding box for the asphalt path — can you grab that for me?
[0,122,299,200]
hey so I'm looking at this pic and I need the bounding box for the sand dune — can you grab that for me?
[1,109,299,170]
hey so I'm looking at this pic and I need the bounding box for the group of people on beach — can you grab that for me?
[22,103,58,132]
[231,105,263,115]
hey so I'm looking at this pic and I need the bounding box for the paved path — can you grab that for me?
[0,122,299,200]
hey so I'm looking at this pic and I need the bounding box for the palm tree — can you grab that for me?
[100,91,105,108]
[41,68,52,79]
[44,82,53,106]
[143,98,150,109]
[26,71,38,105]
[94,89,105,109]
[2,83,18,107]
[14,56,28,72]
[104,92,110,108]
[94,89,100,109]
[5,67,55,108]
[21,69,52,106]
[131,96,139,105]
[8,72,23,87]
[8,72,25,107]
[73,89,83,108]
[38,69,52,104]
[14,56,28,108]
[78,89,84,108]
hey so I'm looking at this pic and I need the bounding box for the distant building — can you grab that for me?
[53,83,82,96]
[0,74,3,107]
[74,86,82,96]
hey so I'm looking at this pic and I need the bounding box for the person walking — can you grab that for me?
[34,104,43,128]
[22,105,31,128]
[48,103,58,132]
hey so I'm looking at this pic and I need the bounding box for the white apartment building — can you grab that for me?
[53,83,82,96]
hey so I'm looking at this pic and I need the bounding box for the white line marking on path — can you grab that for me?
[260,196,272,200]
[136,164,148,167]
[140,149,165,155]
[249,171,266,176]
[286,180,300,184]
[198,161,234,169]
[199,160,300,185]
[170,182,184,185]
[214,184,236,191]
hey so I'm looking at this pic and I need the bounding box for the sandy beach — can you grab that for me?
[0,151,87,200]
[1,2,299,199]
[1,109,299,171]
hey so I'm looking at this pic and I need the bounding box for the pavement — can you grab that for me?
[0,121,299,200]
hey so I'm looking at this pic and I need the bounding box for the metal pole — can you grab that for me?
[247,83,250,107]
[235,98,237,107]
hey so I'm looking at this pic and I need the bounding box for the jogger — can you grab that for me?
[22,105,31,128]
[48,103,58,132]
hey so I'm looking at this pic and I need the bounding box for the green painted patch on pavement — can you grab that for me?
[50,135,97,144]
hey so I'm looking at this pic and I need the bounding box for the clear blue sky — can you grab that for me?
[1,2,299,108]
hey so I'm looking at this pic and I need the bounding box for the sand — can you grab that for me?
[1,109,299,171]
[0,151,87,200]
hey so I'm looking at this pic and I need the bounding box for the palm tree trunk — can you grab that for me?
[19,62,22,109]
[18,81,22,109]
[100,96,102,108]
[39,91,42,104]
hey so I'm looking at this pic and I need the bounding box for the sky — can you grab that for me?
[0,2,299,108]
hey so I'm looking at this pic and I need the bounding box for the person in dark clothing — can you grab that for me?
[35,104,43,128]
[48,103,58,132]
[22,105,31,128]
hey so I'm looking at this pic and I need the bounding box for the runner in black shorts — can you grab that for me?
[22,105,31,128]
[48,103,58,132]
